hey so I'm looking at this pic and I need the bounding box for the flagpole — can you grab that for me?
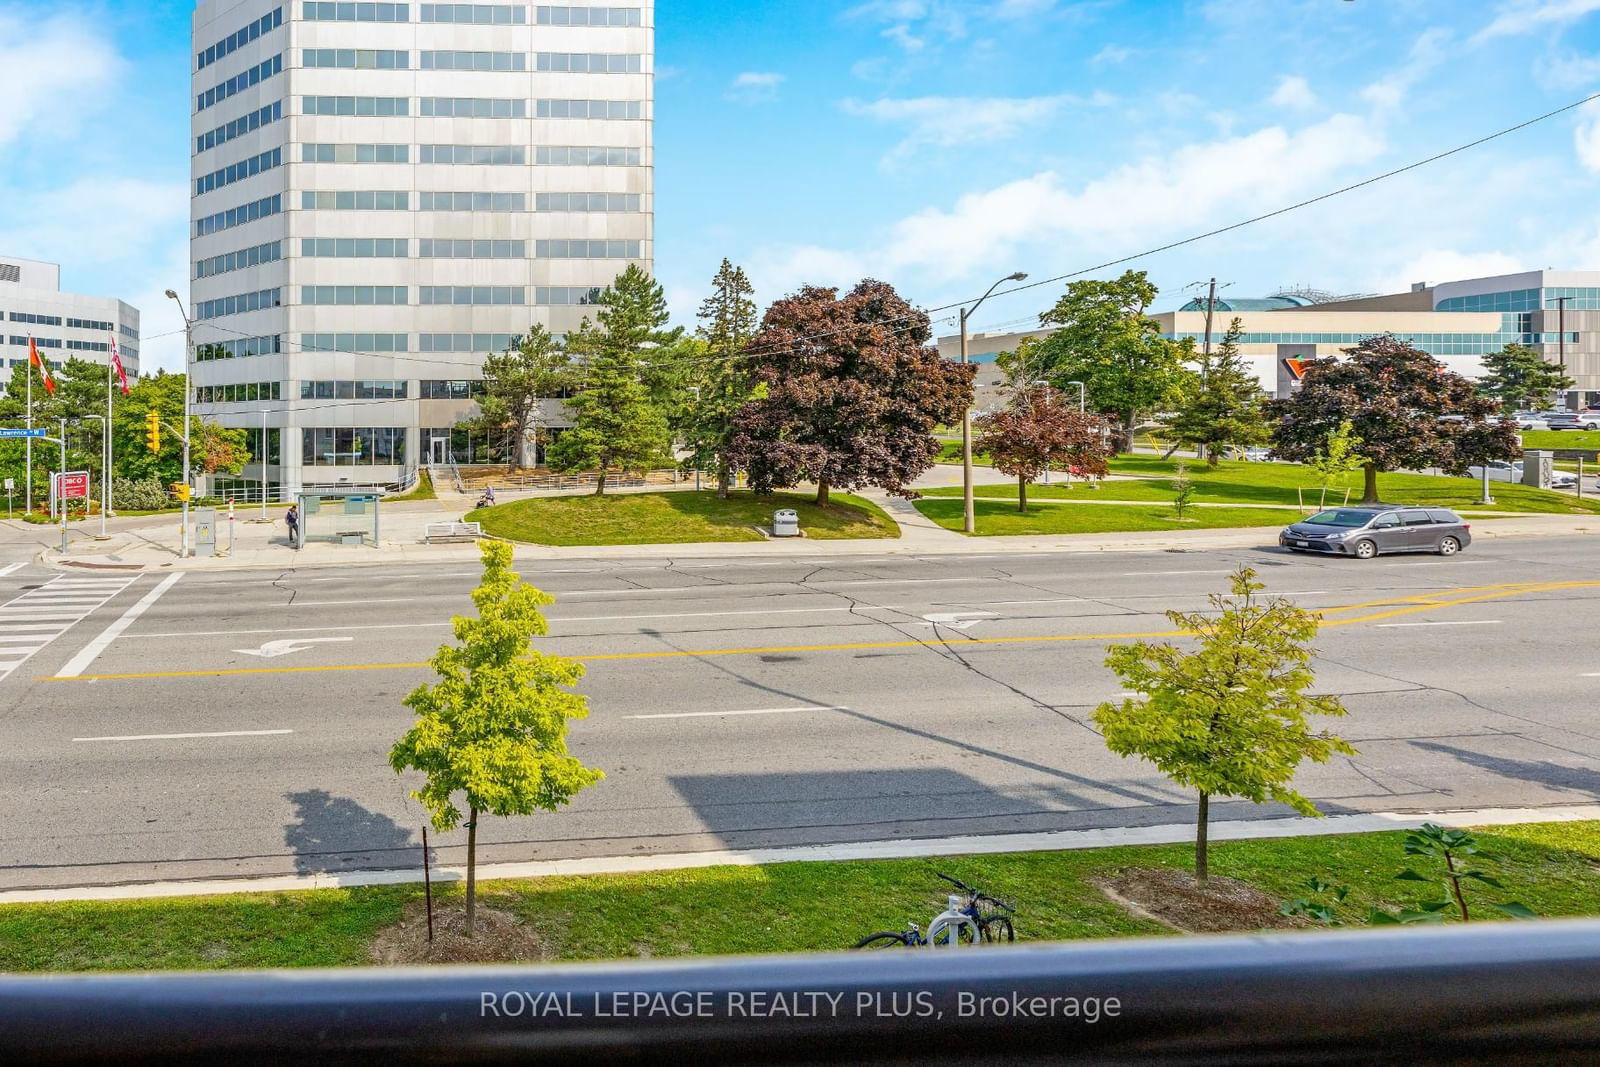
[24,338,31,515]
[103,337,113,536]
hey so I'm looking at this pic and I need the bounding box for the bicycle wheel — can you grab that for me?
[979,916,1015,943]
[853,931,912,950]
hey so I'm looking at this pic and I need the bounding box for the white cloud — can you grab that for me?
[1473,0,1600,43]
[1361,28,1451,112]
[1574,99,1600,172]
[1090,43,1134,65]
[1268,75,1318,112]
[725,71,784,103]
[0,8,121,149]
[1536,50,1600,89]
[1378,250,1528,294]
[751,110,1388,292]
[841,93,1099,161]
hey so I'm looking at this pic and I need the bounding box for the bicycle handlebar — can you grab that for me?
[976,892,1015,913]
[936,872,974,894]
[938,873,1013,912]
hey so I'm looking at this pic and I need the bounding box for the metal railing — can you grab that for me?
[4,922,1600,1062]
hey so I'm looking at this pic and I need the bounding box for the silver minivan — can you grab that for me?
[1279,505,1472,559]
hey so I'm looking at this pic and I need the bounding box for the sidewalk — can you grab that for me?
[3,803,1595,904]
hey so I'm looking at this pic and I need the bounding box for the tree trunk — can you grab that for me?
[595,469,607,496]
[716,461,731,500]
[816,477,830,507]
[465,805,478,937]
[1362,462,1379,504]
[1123,412,1137,454]
[1018,474,1028,512]
[1195,791,1209,883]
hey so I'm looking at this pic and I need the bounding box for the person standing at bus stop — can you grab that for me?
[285,503,299,548]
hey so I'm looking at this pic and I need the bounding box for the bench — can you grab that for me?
[425,520,482,544]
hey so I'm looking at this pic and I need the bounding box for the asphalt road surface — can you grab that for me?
[2,535,1599,890]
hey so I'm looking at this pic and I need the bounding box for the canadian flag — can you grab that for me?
[29,336,54,394]
[109,335,130,395]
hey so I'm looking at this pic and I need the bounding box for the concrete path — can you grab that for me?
[3,803,1593,904]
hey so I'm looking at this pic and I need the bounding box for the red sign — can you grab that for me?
[56,471,90,499]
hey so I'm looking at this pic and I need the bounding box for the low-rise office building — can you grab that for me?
[0,255,140,395]
[939,269,1600,409]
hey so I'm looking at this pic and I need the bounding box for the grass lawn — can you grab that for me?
[470,489,898,545]
[1522,430,1600,451]
[914,496,1303,535]
[929,457,1600,516]
[2,820,1596,972]
[383,469,436,502]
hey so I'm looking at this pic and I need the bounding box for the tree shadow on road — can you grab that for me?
[1408,740,1600,804]
[284,788,427,874]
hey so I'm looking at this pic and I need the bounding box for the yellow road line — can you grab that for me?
[40,580,1600,682]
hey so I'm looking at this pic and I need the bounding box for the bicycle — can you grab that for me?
[852,873,1016,949]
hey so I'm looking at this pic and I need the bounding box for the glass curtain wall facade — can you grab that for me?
[188,1,654,492]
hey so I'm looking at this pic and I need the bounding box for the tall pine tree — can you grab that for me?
[1169,317,1269,465]
[689,258,759,497]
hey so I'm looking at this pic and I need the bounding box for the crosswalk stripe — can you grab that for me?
[0,576,138,682]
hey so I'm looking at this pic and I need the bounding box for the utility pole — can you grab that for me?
[165,290,193,558]
[960,271,1028,534]
[58,417,66,554]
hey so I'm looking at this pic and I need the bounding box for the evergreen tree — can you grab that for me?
[478,326,575,470]
[688,258,759,497]
[1169,317,1269,465]
[1476,343,1573,412]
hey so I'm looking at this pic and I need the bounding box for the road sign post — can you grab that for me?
[3,477,11,520]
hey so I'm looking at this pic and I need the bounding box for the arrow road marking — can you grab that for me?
[918,611,999,631]
[235,637,355,659]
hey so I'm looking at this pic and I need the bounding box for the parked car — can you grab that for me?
[1279,505,1471,559]
[1576,411,1600,431]
[1539,411,1583,430]
[1466,461,1578,489]
[1513,411,1549,431]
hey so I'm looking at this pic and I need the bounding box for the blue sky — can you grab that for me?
[3,0,1600,371]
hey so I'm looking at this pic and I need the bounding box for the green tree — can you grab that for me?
[1306,419,1365,509]
[1475,343,1573,412]
[1021,270,1193,452]
[1168,318,1268,465]
[390,541,603,935]
[1093,567,1355,882]
[975,387,1108,511]
[550,267,678,493]
[688,258,760,497]
[1170,460,1195,520]
[478,326,576,471]
[1268,335,1519,504]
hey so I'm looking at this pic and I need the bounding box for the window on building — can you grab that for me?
[421,4,525,23]
[197,102,284,154]
[534,52,642,73]
[196,289,282,320]
[535,192,641,211]
[301,286,408,305]
[195,148,283,196]
[533,286,604,305]
[418,191,525,211]
[301,143,409,163]
[196,335,281,361]
[535,6,641,26]
[301,333,408,354]
[66,318,114,331]
[302,2,409,21]
[9,312,63,326]
[536,239,642,258]
[298,379,408,400]
[197,55,283,112]
[419,97,527,117]
[300,190,409,209]
[195,194,283,237]
[419,379,485,399]
[418,287,525,305]
[535,145,642,165]
[418,144,525,164]
[302,96,409,116]
[303,48,409,69]
[302,426,407,466]
[196,381,283,404]
[300,238,409,257]
[417,239,525,258]
[198,8,282,71]
[418,334,517,353]
[535,98,643,119]
[420,51,526,71]
[196,241,282,279]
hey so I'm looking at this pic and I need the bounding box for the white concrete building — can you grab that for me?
[188,1,654,495]
[0,255,140,395]
[940,270,1600,410]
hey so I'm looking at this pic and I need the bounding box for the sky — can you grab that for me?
[4,0,1600,372]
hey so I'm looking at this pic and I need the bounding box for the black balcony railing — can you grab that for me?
[5,921,1600,1064]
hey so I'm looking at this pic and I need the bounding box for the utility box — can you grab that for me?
[772,508,800,537]
[1521,450,1553,489]
[194,507,218,558]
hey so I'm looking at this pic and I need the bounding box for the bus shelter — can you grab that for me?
[294,491,381,548]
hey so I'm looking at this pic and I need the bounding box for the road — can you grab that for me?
[1,534,1598,890]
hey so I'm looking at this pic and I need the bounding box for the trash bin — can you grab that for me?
[772,508,800,537]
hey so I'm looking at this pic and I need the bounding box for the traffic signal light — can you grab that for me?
[145,410,161,452]
[171,482,191,502]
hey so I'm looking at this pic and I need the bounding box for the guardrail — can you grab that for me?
[4,922,1600,1062]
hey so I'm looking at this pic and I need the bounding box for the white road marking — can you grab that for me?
[1376,620,1503,628]
[567,606,854,623]
[919,610,999,631]
[1119,569,1233,576]
[127,622,455,639]
[625,705,850,720]
[291,597,426,607]
[234,637,355,659]
[54,574,182,679]
[0,562,24,577]
[817,576,995,587]
[72,729,294,742]
[982,598,1084,606]
[0,575,140,682]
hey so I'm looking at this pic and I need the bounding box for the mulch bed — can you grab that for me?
[370,898,547,965]
[1095,866,1304,934]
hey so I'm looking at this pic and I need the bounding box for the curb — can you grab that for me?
[3,803,1595,905]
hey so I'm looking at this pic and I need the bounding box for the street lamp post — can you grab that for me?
[164,289,193,558]
[1065,380,1086,412]
[960,271,1028,534]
